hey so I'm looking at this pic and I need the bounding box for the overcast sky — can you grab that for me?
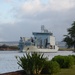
[0,0,75,41]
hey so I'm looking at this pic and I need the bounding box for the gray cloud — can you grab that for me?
[0,0,75,41]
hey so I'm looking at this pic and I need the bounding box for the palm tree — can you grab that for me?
[63,35,73,48]
[63,21,75,51]
[16,52,47,75]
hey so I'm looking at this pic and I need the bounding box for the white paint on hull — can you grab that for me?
[22,45,59,52]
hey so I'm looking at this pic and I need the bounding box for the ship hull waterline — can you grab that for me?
[22,45,59,53]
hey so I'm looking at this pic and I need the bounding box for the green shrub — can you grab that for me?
[41,60,50,74]
[52,55,74,68]
[41,60,60,74]
[67,55,75,68]
[69,55,75,64]
[16,52,47,75]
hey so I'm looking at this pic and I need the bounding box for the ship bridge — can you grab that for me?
[32,25,55,49]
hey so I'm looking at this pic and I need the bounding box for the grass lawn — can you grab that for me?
[59,48,74,51]
[53,65,75,75]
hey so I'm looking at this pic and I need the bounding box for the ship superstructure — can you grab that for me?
[19,25,59,52]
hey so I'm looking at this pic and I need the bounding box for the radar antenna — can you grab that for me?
[41,25,45,32]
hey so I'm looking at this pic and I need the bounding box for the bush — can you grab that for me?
[69,55,75,64]
[41,60,60,74]
[41,61,50,74]
[66,56,74,68]
[16,52,47,75]
[52,55,74,68]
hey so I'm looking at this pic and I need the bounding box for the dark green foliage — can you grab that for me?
[9,46,19,50]
[0,44,18,50]
[63,35,73,48]
[41,60,60,74]
[41,61,50,74]
[66,56,74,68]
[16,53,75,75]
[69,55,75,64]
[52,55,74,68]
[16,52,47,75]
[49,61,60,74]
[63,21,75,50]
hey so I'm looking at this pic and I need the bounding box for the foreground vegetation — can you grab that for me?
[16,53,75,75]
[53,65,75,75]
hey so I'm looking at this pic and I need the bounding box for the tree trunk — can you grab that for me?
[73,43,75,52]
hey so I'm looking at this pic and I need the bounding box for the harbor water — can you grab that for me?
[0,51,75,74]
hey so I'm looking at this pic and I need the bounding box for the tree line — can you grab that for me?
[0,44,19,50]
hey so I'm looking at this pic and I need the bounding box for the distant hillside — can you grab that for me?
[0,41,19,46]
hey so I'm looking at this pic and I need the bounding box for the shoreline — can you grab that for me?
[1,70,25,75]
[59,48,75,51]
